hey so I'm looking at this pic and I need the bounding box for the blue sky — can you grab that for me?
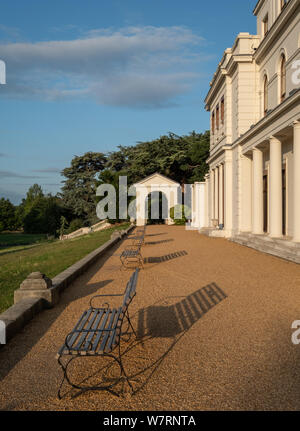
[0,0,257,204]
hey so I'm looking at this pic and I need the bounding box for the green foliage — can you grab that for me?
[16,184,45,227]
[59,130,209,225]
[23,195,64,236]
[0,223,129,313]
[0,198,17,231]
[60,152,107,224]
[0,233,48,248]
[170,204,191,225]
[58,216,68,237]
[105,130,210,185]
[66,218,84,234]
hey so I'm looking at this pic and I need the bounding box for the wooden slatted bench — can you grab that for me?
[56,269,139,398]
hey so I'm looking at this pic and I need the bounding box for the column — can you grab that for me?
[293,122,300,242]
[210,169,215,225]
[218,164,224,226]
[214,167,219,224]
[269,136,282,238]
[224,149,233,235]
[204,175,210,227]
[240,155,252,232]
[252,148,264,235]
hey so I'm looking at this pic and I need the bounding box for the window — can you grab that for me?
[280,54,286,102]
[221,97,224,124]
[263,14,268,36]
[263,76,268,115]
[212,111,215,134]
[216,104,219,130]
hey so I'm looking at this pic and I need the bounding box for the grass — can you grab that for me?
[0,223,129,313]
[0,233,49,248]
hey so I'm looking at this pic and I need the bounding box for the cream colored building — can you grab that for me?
[201,0,300,262]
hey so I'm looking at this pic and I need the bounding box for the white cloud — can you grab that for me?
[0,26,207,108]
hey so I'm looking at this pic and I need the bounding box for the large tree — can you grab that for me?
[105,130,210,185]
[23,195,65,235]
[60,152,107,224]
[0,198,16,232]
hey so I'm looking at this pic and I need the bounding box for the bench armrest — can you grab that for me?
[89,293,123,309]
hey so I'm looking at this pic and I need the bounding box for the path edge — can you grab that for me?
[0,224,135,345]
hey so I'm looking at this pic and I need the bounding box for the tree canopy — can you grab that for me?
[60,152,107,224]
[0,130,210,234]
[103,130,210,185]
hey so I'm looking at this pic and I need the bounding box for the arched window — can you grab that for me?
[280,54,286,102]
[263,75,268,115]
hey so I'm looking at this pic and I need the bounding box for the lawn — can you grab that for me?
[0,223,129,313]
[0,233,49,248]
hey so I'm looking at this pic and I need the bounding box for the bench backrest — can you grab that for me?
[122,268,139,310]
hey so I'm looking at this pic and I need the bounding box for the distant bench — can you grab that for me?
[120,226,146,269]
[56,269,139,398]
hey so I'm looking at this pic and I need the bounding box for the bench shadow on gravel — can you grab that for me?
[144,250,188,264]
[0,243,121,383]
[144,239,174,246]
[64,282,228,399]
[121,282,228,395]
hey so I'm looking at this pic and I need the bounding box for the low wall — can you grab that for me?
[0,224,135,345]
[60,220,111,241]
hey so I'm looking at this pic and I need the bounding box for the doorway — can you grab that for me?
[282,165,286,236]
[146,191,168,225]
[263,173,268,233]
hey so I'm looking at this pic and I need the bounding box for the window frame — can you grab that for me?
[263,14,269,37]
[280,54,286,103]
[211,110,215,135]
[216,104,220,130]
[220,97,225,125]
[263,75,268,116]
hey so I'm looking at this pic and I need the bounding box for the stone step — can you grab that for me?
[230,235,300,264]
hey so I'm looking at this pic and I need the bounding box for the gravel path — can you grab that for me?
[1,225,300,411]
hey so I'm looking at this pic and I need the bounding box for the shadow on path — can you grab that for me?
[68,283,227,398]
[128,282,227,394]
[145,239,174,246]
[0,242,123,382]
[144,250,188,264]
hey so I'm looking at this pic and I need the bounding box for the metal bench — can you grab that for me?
[120,227,145,269]
[120,242,144,269]
[129,226,146,246]
[56,269,139,398]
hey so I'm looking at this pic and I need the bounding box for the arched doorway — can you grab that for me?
[146,191,169,224]
[133,173,180,226]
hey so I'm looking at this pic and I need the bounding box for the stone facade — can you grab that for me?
[202,0,300,253]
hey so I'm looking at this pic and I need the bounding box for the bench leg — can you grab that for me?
[57,354,124,399]
[118,342,134,392]
[125,310,137,337]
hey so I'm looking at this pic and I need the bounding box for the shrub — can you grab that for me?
[170,204,191,225]
[67,218,84,234]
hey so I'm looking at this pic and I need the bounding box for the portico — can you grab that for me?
[238,119,300,244]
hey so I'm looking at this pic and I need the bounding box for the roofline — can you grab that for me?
[133,172,180,187]
[253,0,266,15]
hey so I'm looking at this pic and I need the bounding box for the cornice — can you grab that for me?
[232,89,300,149]
[254,0,300,64]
